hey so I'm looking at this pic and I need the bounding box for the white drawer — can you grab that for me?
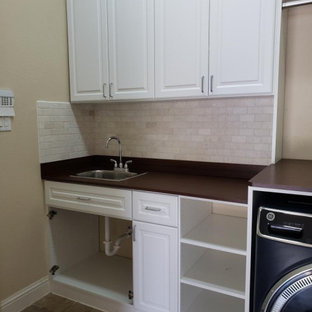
[44,181,132,219]
[133,191,178,227]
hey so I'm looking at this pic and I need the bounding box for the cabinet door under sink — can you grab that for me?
[133,221,178,312]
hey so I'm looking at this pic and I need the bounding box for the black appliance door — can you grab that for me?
[262,264,312,312]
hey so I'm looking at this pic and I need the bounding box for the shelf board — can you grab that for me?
[181,249,246,299]
[181,284,244,312]
[53,252,132,304]
[181,214,247,255]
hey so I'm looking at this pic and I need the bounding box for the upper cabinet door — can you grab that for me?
[107,0,154,100]
[155,0,209,98]
[67,0,109,102]
[209,0,276,96]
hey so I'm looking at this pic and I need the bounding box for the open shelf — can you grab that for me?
[181,245,246,299]
[181,213,247,255]
[53,252,133,305]
[180,197,247,255]
[181,284,244,312]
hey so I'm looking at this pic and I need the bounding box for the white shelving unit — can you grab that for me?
[181,214,247,255]
[181,245,246,298]
[180,197,247,312]
[181,284,245,312]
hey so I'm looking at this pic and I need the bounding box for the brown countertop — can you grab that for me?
[41,156,265,204]
[250,159,312,193]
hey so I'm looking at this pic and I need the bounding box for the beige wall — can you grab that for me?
[0,0,69,300]
[283,5,312,159]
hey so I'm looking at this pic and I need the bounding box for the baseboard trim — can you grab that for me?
[51,280,136,312]
[0,276,50,312]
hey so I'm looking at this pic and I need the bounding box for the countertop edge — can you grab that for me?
[41,156,265,205]
[249,159,312,194]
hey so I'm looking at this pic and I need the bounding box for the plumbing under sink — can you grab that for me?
[72,170,146,182]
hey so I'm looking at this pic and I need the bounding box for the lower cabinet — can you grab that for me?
[45,181,132,219]
[47,208,134,309]
[133,221,178,312]
[45,181,248,312]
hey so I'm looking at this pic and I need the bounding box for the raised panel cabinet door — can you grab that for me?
[67,0,109,102]
[133,221,178,312]
[209,0,276,96]
[107,0,154,100]
[155,0,209,98]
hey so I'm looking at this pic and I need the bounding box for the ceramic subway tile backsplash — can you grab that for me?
[37,101,95,163]
[37,97,274,165]
[94,97,274,165]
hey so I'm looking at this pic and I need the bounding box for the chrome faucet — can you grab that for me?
[106,136,123,168]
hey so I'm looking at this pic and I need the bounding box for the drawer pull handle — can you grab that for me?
[201,75,205,93]
[210,75,214,93]
[133,225,136,242]
[145,206,162,212]
[109,83,113,99]
[77,196,91,201]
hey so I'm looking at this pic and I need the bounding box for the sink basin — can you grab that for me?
[72,170,146,181]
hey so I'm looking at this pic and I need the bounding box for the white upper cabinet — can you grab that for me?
[67,0,154,102]
[209,0,277,96]
[155,0,209,98]
[107,0,154,100]
[67,0,109,102]
[67,0,279,101]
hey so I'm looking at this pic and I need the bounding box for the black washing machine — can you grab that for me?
[253,204,312,312]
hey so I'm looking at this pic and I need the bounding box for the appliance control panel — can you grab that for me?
[257,207,312,247]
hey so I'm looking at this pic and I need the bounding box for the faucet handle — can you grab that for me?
[124,160,133,171]
[110,159,118,168]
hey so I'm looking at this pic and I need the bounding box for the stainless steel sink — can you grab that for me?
[72,170,146,181]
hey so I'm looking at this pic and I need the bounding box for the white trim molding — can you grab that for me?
[0,276,50,312]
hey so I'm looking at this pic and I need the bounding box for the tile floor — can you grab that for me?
[21,294,101,312]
